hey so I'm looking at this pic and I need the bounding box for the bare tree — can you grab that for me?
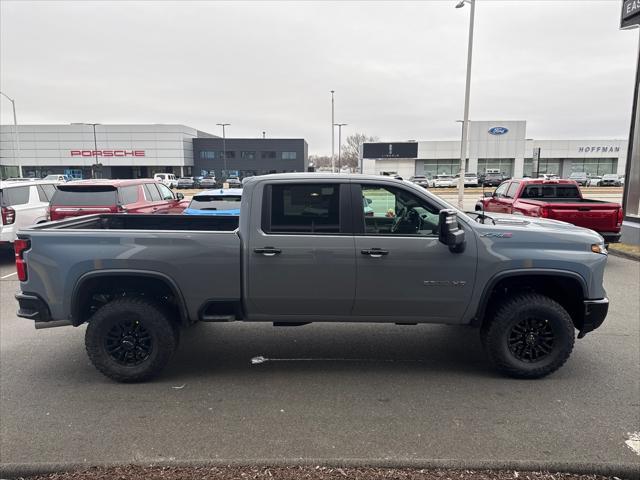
[308,155,332,169]
[340,133,379,170]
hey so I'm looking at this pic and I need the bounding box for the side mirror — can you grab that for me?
[483,192,494,198]
[439,209,465,253]
[176,192,184,200]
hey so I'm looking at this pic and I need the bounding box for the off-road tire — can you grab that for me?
[85,297,178,383]
[481,293,575,379]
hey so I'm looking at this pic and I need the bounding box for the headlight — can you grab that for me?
[591,243,608,255]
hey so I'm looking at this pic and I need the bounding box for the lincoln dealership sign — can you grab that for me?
[70,150,145,157]
[578,146,621,153]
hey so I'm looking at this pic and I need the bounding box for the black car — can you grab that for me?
[482,173,505,187]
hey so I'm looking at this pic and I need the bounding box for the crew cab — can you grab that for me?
[49,179,186,221]
[15,174,609,382]
[476,179,622,243]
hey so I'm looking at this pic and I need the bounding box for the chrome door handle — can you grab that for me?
[254,247,282,257]
[361,248,389,258]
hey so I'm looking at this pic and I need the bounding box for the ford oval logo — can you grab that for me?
[488,127,509,135]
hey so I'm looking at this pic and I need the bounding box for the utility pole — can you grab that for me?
[0,91,22,177]
[216,123,230,180]
[455,0,476,209]
[331,90,335,172]
[334,123,347,172]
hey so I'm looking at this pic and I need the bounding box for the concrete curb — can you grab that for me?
[1,458,639,479]
[608,248,640,262]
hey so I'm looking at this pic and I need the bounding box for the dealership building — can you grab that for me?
[0,124,308,180]
[362,121,628,180]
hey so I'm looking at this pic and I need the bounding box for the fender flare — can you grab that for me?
[471,269,588,326]
[70,269,189,326]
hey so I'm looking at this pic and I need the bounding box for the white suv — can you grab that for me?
[153,173,177,189]
[1,181,58,243]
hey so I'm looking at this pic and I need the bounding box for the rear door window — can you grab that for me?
[119,185,139,205]
[189,194,242,211]
[264,183,341,234]
[50,187,118,206]
[1,186,31,206]
[143,183,162,201]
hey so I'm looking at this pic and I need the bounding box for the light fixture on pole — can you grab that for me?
[216,123,230,179]
[0,91,22,177]
[262,131,266,139]
[331,90,335,172]
[455,0,475,209]
[334,123,347,172]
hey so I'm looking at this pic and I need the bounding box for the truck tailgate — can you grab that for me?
[544,202,621,232]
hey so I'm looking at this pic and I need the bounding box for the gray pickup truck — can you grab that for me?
[15,174,609,382]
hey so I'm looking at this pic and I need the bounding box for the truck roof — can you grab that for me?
[243,173,408,184]
[519,179,579,185]
[63,179,158,187]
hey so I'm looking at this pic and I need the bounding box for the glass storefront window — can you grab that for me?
[477,159,514,177]
[571,158,617,176]
[423,159,459,178]
[523,159,562,177]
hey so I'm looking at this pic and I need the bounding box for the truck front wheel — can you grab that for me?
[85,297,178,382]
[481,293,575,379]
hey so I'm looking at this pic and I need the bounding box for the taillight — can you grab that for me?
[540,207,550,218]
[14,238,30,282]
[1,206,16,225]
[617,208,623,227]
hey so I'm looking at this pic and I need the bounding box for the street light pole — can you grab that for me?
[216,123,230,180]
[90,123,99,179]
[334,123,347,172]
[455,0,475,209]
[0,91,22,177]
[331,90,335,172]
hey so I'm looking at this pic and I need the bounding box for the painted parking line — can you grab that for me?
[1,272,17,279]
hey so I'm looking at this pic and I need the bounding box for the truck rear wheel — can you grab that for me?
[85,297,178,383]
[481,293,575,379]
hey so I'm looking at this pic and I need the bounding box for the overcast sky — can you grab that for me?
[0,0,638,155]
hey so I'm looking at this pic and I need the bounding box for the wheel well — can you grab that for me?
[479,275,585,331]
[72,274,187,326]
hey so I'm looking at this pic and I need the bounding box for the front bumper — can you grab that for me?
[578,298,609,338]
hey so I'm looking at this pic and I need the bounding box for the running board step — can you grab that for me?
[201,314,236,322]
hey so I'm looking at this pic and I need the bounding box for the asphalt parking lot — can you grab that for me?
[0,247,638,472]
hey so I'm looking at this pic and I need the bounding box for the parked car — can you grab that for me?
[183,189,243,216]
[48,179,185,221]
[587,176,602,187]
[463,173,478,187]
[539,174,559,181]
[620,175,625,185]
[224,176,242,188]
[199,176,217,189]
[568,172,589,186]
[433,174,456,188]
[153,173,177,189]
[177,177,197,189]
[481,172,505,187]
[15,173,610,382]
[408,175,432,188]
[476,178,622,242]
[0,180,57,243]
[600,174,622,187]
[42,174,71,183]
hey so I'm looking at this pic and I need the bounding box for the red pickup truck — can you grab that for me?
[476,179,622,242]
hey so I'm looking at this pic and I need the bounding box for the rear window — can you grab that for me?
[189,195,242,211]
[0,186,31,206]
[51,186,118,206]
[521,185,581,199]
